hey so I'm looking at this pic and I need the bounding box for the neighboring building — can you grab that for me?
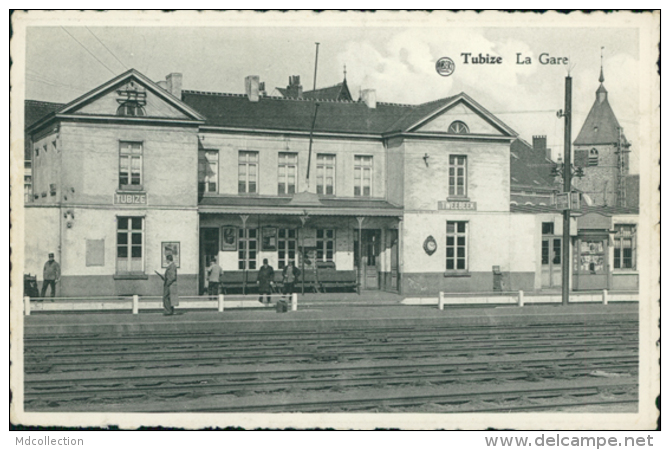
[508,63,639,292]
[510,136,558,206]
[276,74,353,101]
[572,65,638,208]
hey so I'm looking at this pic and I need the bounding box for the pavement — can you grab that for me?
[22,301,638,336]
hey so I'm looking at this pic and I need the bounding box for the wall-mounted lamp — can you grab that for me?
[423,153,430,167]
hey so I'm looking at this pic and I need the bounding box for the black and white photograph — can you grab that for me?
[9,10,659,433]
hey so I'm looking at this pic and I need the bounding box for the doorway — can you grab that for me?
[199,227,219,294]
[541,237,562,289]
[355,229,381,290]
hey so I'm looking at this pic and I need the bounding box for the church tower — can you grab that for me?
[572,54,632,207]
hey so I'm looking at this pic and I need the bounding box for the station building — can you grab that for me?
[23,68,638,298]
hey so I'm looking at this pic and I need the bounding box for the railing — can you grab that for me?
[433,288,636,309]
[23,293,298,316]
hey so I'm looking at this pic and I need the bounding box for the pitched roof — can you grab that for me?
[24,100,65,159]
[277,79,353,101]
[182,90,460,135]
[25,100,64,129]
[511,203,638,216]
[510,138,556,190]
[182,89,517,138]
[574,83,628,146]
[624,174,639,208]
[303,81,352,101]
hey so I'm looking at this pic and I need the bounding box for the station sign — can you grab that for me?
[114,193,147,205]
[438,201,477,211]
[556,192,581,210]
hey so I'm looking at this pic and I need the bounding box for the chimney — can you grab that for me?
[157,80,168,91]
[245,75,260,102]
[259,81,266,97]
[361,89,376,109]
[166,73,182,99]
[286,75,302,98]
[533,135,551,160]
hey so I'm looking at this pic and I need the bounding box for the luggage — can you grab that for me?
[275,299,289,313]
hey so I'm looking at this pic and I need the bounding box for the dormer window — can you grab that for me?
[448,120,469,134]
[116,101,146,117]
[589,148,599,166]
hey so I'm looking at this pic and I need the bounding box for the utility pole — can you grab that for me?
[561,76,572,306]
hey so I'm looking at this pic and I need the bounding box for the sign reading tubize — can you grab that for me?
[438,201,477,211]
[114,193,147,205]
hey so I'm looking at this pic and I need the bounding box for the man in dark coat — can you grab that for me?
[282,260,301,298]
[257,258,275,304]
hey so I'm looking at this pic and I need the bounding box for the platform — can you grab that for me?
[22,303,638,336]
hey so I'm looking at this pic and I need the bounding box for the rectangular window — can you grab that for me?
[238,151,258,194]
[277,228,297,269]
[446,221,468,271]
[198,150,219,193]
[542,222,554,235]
[117,217,143,273]
[238,228,258,270]
[278,152,298,195]
[614,225,636,269]
[354,155,372,197]
[119,142,143,190]
[316,229,335,262]
[316,154,335,195]
[449,155,467,197]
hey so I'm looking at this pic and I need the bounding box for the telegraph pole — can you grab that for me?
[561,76,572,306]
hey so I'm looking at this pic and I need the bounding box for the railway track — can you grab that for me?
[24,320,639,413]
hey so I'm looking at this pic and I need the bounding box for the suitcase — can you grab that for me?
[275,299,289,313]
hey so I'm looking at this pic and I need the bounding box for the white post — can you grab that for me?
[291,293,298,311]
[518,289,524,307]
[24,296,31,316]
[438,291,444,310]
[602,289,608,305]
[132,295,139,315]
[218,294,225,312]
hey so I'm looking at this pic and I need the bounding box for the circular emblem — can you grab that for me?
[423,235,438,256]
[435,57,455,77]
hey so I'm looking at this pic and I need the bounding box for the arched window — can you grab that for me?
[448,120,469,134]
[588,148,599,166]
[116,101,146,117]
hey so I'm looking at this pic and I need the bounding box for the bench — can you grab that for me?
[218,266,358,294]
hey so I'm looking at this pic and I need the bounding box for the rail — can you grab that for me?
[23,293,298,316]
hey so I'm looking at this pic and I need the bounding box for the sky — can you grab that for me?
[20,13,646,173]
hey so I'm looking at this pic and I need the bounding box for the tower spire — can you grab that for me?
[343,63,347,81]
[598,47,605,84]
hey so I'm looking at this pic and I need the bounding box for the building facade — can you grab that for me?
[23,67,638,298]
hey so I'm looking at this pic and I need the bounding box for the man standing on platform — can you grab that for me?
[282,260,300,299]
[41,252,60,298]
[156,254,179,315]
[207,257,223,297]
[257,258,275,304]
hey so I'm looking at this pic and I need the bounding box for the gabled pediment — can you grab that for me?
[402,94,516,138]
[54,69,205,122]
[414,99,508,136]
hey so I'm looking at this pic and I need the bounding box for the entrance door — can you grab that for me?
[199,228,219,294]
[541,237,562,288]
[355,229,381,290]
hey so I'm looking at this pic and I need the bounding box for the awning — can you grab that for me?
[198,195,403,218]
